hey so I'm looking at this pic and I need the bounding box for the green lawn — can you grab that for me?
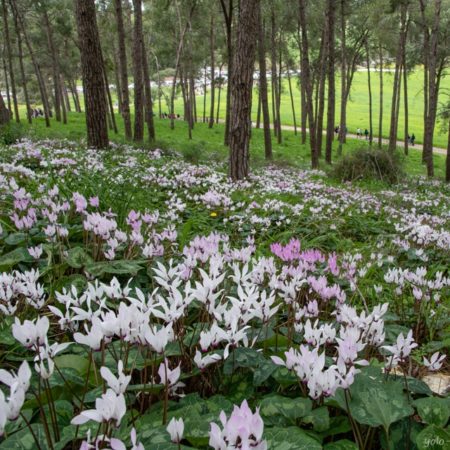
[174,69,450,149]
[22,111,447,180]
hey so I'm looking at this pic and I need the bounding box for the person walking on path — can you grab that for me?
[357,128,362,139]
[364,129,369,140]
[411,133,415,146]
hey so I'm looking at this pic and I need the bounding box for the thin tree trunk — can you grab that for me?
[114,0,132,139]
[270,8,281,143]
[378,43,383,148]
[0,91,9,124]
[219,0,233,146]
[60,75,67,124]
[61,75,71,113]
[12,1,50,126]
[325,0,335,163]
[75,0,109,148]
[403,57,408,155]
[446,120,450,182]
[132,0,144,141]
[43,10,61,122]
[299,0,318,168]
[388,2,407,152]
[112,46,123,115]
[258,13,272,160]
[101,52,118,134]
[256,84,261,129]
[338,0,346,154]
[2,0,19,122]
[216,64,223,123]
[142,39,155,141]
[366,40,373,144]
[208,14,215,128]
[2,56,11,115]
[287,68,297,135]
[316,28,327,158]
[229,0,258,180]
[10,2,31,123]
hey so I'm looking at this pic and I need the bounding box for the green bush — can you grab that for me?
[332,148,404,184]
[181,142,204,164]
[0,122,24,145]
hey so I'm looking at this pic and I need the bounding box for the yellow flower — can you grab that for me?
[210,212,217,217]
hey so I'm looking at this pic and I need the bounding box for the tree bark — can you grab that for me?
[0,91,9,125]
[378,43,383,148]
[43,9,62,122]
[325,0,335,164]
[299,0,318,169]
[228,0,258,180]
[208,14,215,128]
[316,27,327,158]
[365,39,373,144]
[75,0,109,148]
[287,68,297,135]
[446,120,450,182]
[132,0,144,141]
[12,1,50,126]
[422,0,442,177]
[337,0,346,154]
[257,11,272,160]
[10,1,31,123]
[142,39,155,141]
[114,0,132,139]
[2,0,19,122]
[219,0,233,146]
[388,2,407,153]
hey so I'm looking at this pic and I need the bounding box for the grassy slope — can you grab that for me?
[174,69,450,149]
[23,112,447,180]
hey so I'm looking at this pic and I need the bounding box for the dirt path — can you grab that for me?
[252,122,447,156]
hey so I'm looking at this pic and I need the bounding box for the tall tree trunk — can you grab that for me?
[69,78,81,113]
[142,40,155,142]
[10,2,31,123]
[75,0,109,148]
[112,47,122,114]
[2,56,11,114]
[229,0,258,180]
[403,58,409,155]
[62,77,71,112]
[446,120,450,182]
[216,64,223,123]
[258,12,272,160]
[101,51,118,134]
[299,0,318,168]
[43,10,62,122]
[422,0,441,177]
[208,14,215,128]
[270,8,281,143]
[2,0,19,122]
[202,63,207,123]
[114,0,132,139]
[378,43,383,148]
[337,0,346,154]
[256,84,261,129]
[0,91,9,124]
[388,2,407,153]
[366,39,373,144]
[60,75,67,124]
[316,28,327,158]
[287,68,297,135]
[419,0,429,163]
[12,1,50,126]
[132,0,144,141]
[219,0,233,146]
[325,0,335,164]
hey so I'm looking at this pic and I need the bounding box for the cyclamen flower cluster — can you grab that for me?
[209,400,267,450]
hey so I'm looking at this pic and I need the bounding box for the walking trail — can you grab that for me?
[252,122,447,156]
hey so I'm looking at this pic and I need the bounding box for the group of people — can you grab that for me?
[407,134,416,146]
[31,108,44,118]
[160,113,181,119]
[356,128,370,140]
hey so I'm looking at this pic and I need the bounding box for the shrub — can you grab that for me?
[0,122,24,145]
[332,147,404,184]
[181,142,203,164]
